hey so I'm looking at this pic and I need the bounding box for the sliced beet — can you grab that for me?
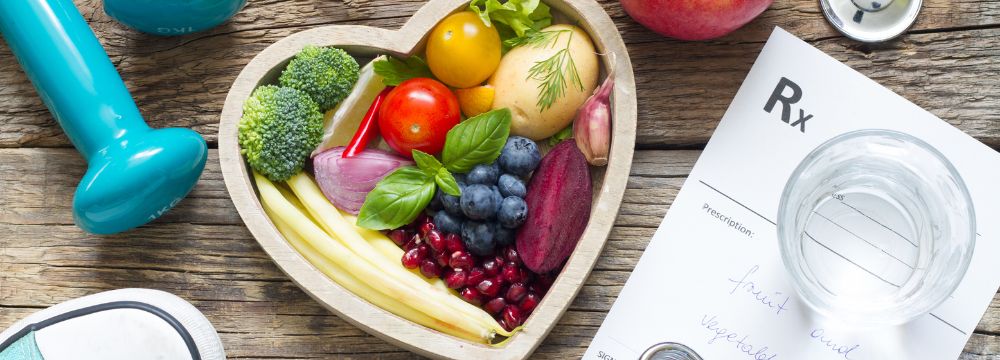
[515,141,592,273]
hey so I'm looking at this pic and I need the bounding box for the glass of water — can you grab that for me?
[777,129,975,326]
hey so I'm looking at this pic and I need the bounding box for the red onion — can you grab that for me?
[313,147,413,214]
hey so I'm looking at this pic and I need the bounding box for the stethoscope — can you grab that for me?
[820,0,923,43]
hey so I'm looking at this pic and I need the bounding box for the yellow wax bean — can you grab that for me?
[285,173,510,336]
[255,172,494,340]
[265,204,480,342]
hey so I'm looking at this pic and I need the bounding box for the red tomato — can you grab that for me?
[379,78,461,157]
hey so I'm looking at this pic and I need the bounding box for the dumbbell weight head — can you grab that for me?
[0,0,208,234]
[74,127,207,234]
[104,0,247,36]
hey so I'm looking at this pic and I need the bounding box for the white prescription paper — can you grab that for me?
[585,27,1000,360]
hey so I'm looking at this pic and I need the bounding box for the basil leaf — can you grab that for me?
[357,166,436,230]
[442,108,512,173]
[412,149,442,175]
[435,168,461,196]
[373,56,434,86]
[548,124,573,146]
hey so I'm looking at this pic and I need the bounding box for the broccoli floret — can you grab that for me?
[239,85,323,181]
[278,45,360,111]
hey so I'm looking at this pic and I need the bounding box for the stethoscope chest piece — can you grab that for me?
[820,0,922,43]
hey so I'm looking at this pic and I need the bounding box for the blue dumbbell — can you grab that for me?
[104,0,247,36]
[0,0,208,234]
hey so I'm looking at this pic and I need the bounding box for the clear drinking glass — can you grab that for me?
[777,129,975,326]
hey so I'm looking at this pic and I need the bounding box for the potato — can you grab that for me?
[489,24,599,140]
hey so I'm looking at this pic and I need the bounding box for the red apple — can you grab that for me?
[620,0,772,41]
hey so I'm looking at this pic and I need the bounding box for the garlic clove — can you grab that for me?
[573,59,615,166]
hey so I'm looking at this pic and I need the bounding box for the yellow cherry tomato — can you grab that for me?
[426,11,501,89]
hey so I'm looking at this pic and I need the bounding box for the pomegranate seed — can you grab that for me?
[504,247,521,265]
[388,229,408,247]
[401,248,422,269]
[420,259,442,278]
[532,273,554,294]
[497,316,514,331]
[519,269,535,284]
[482,258,501,276]
[420,221,435,236]
[477,278,502,298]
[444,269,467,289]
[404,234,420,251]
[520,293,540,313]
[506,283,527,303]
[416,244,431,259]
[450,251,474,270]
[465,267,486,287]
[426,230,445,252]
[499,317,513,332]
[485,297,507,315]
[435,251,451,267]
[502,263,523,283]
[444,233,465,252]
[528,282,544,295]
[460,287,482,306]
[503,305,524,327]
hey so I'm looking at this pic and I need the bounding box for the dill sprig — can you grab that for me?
[506,30,561,49]
[511,30,584,111]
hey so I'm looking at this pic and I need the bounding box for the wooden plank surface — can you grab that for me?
[2,0,1000,149]
[1,0,999,358]
[2,149,1000,359]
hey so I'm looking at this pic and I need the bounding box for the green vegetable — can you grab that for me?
[470,0,552,42]
[549,124,573,146]
[357,166,436,230]
[357,109,512,229]
[411,150,461,196]
[442,108,512,173]
[373,56,434,86]
[412,149,442,174]
[435,168,461,197]
[279,45,360,111]
[239,85,324,181]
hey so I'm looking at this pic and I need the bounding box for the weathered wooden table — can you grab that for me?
[1,0,998,358]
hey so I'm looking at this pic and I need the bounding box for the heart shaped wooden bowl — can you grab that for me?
[218,0,635,357]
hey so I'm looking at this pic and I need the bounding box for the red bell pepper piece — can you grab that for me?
[343,86,394,158]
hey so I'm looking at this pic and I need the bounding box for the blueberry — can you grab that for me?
[462,221,496,256]
[442,192,462,216]
[434,211,463,235]
[498,196,528,229]
[441,178,467,215]
[460,184,499,220]
[429,188,444,211]
[490,186,504,213]
[467,162,500,185]
[498,136,541,177]
[497,174,526,198]
[495,225,514,247]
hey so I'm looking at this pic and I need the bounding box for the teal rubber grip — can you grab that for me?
[104,0,247,36]
[0,0,208,234]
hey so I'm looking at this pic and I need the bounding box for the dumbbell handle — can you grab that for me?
[0,0,207,234]
[0,0,149,158]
